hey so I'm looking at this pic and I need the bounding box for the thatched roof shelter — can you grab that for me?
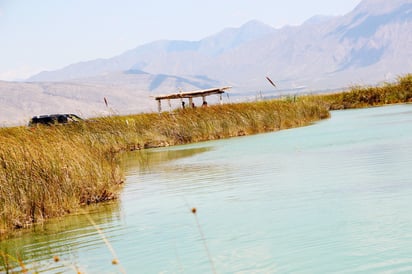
[154,86,232,112]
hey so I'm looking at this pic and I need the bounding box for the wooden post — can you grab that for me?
[157,100,162,113]
[189,97,193,108]
[202,95,207,107]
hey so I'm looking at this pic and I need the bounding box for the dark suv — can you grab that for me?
[28,114,83,126]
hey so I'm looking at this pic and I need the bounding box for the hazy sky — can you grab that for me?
[0,0,362,81]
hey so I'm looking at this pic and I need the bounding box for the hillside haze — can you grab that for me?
[1,0,411,125]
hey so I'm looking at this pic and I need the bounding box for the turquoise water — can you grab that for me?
[2,104,412,273]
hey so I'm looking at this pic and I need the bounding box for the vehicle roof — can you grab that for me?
[31,114,81,119]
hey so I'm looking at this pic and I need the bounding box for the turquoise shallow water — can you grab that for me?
[2,104,412,273]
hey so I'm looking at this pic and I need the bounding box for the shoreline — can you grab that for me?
[0,74,411,236]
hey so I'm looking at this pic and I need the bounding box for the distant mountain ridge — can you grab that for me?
[29,20,277,85]
[1,0,411,125]
[28,0,412,93]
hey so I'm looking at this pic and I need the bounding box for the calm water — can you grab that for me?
[2,104,412,273]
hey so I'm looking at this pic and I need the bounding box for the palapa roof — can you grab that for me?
[154,86,232,100]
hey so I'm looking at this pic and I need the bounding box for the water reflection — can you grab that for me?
[122,146,213,174]
[0,201,121,273]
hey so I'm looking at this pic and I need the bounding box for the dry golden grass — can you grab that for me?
[0,124,124,233]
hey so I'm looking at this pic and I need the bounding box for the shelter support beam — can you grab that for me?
[157,100,161,113]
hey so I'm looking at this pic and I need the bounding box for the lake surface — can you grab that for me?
[2,104,412,273]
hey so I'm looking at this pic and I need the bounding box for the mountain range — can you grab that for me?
[1,0,411,125]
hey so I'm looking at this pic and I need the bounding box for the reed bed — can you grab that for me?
[0,99,329,234]
[318,74,412,110]
[0,125,124,233]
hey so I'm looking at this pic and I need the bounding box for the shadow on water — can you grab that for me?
[122,145,214,173]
